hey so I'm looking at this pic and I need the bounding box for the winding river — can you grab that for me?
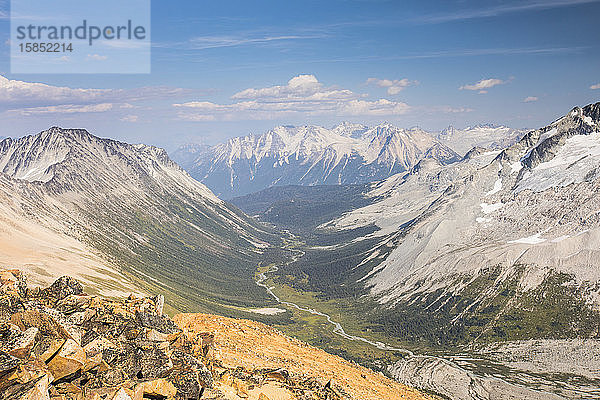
[255,248,583,400]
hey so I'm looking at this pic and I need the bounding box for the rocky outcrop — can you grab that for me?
[1,270,430,400]
[174,313,434,400]
[0,270,212,400]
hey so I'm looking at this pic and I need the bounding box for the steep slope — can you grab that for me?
[172,123,460,199]
[285,103,600,343]
[257,103,600,398]
[0,127,279,315]
[436,124,527,155]
[0,271,433,400]
[0,174,139,297]
[175,313,434,400]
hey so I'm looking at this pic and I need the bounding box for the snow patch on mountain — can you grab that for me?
[320,103,600,308]
[516,132,600,193]
[173,122,460,198]
[436,124,527,155]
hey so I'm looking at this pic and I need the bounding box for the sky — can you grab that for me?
[0,0,599,151]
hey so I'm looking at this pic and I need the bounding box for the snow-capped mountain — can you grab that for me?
[436,123,527,155]
[0,127,277,313]
[238,103,600,398]
[314,103,600,336]
[171,123,460,198]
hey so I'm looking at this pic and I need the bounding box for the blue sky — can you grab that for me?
[0,0,599,150]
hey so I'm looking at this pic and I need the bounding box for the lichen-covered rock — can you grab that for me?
[0,272,214,400]
[47,339,86,381]
[0,270,28,298]
[1,374,51,400]
[0,351,20,378]
[140,379,177,399]
[42,278,83,304]
[5,327,39,359]
[134,311,180,335]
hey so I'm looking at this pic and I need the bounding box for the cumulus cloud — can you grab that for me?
[460,78,506,93]
[10,103,114,116]
[232,75,356,101]
[175,75,413,121]
[523,96,538,102]
[590,83,600,90]
[366,78,417,95]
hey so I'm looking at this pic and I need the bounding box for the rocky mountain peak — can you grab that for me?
[519,102,600,169]
[172,122,462,198]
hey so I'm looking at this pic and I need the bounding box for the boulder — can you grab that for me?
[0,270,28,298]
[0,351,21,380]
[110,388,131,400]
[43,278,83,304]
[167,350,212,400]
[47,340,86,381]
[2,374,51,400]
[38,339,67,363]
[134,312,180,335]
[152,295,164,315]
[140,379,177,399]
[10,311,70,341]
[6,327,39,359]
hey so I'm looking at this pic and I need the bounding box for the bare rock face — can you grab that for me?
[47,339,86,381]
[0,273,213,400]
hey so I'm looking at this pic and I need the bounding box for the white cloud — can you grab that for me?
[175,75,412,121]
[415,0,600,24]
[10,103,113,116]
[0,75,110,104]
[86,54,108,61]
[366,78,417,95]
[120,114,139,122]
[590,83,600,90]
[185,34,323,50]
[460,78,506,93]
[0,75,191,108]
[232,74,356,101]
[523,96,538,102]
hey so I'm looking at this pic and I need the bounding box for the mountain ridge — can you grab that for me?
[0,127,280,317]
[171,122,462,198]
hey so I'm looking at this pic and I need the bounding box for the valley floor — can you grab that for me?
[253,241,600,400]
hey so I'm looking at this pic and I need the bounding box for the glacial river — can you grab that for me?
[255,250,593,400]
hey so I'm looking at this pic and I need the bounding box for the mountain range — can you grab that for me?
[436,123,527,155]
[231,102,600,399]
[0,127,279,316]
[171,123,463,199]
[1,103,599,399]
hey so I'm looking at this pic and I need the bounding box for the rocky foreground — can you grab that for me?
[0,270,432,400]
